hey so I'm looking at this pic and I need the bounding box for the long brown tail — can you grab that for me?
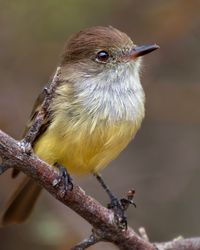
[1,177,42,226]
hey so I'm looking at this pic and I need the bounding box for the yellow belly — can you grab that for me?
[33,118,139,175]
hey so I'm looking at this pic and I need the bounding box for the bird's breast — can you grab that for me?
[34,114,140,174]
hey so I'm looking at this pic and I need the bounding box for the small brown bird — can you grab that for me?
[1,26,159,226]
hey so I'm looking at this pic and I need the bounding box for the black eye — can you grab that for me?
[96,50,109,63]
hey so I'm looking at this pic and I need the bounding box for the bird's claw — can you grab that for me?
[108,197,128,230]
[107,189,136,230]
[52,163,73,196]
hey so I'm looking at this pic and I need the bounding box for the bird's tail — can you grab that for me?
[1,176,42,226]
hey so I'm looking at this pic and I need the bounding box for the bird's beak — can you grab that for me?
[126,44,159,60]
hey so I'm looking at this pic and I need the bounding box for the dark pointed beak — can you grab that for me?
[128,44,159,60]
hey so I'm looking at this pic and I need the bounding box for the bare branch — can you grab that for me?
[71,231,102,250]
[155,237,200,250]
[0,129,156,250]
[139,227,150,242]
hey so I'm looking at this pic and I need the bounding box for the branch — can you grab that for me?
[0,129,156,250]
[1,132,200,250]
[71,231,102,250]
[155,237,200,250]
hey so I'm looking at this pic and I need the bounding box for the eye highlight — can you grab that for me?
[96,50,109,63]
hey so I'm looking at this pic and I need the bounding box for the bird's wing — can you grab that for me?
[12,86,53,178]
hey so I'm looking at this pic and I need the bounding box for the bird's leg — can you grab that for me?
[53,162,73,193]
[94,173,134,229]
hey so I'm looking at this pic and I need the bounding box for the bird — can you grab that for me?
[1,26,159,226]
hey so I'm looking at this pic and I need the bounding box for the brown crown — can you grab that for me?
[61,26,133,64]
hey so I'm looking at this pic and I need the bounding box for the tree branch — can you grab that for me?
[0,131,200,250]
[0,129,156,250]
[71,231,102,250]
[155,237,200,250]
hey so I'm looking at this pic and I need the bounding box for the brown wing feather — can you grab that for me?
[23,88,48,137]
[12,87,53,178]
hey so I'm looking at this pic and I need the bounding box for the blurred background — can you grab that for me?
[0,0,200,249]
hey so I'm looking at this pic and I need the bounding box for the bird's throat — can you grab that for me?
[72,62,145,123]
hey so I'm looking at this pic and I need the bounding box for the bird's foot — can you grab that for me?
[108,196,128,230]
[52,163,73,196]
[94,173,136,230]
[108,190,136,230]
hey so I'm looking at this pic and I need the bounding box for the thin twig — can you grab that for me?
[139,227,149,242]
[71,231,102,250]
[155,237,200,250]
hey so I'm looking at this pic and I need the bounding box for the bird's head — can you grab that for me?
[60,26,159,79]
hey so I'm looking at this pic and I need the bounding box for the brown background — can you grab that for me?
[0,1,200,249]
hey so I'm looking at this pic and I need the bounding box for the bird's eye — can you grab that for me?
[96,50,109,63]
